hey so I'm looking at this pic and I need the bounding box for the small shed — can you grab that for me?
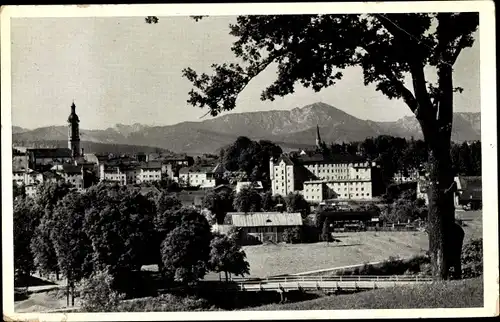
[228,212,303,243]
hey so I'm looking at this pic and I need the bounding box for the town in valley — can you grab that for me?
[8,9,487,315]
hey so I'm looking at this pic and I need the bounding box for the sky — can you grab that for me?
[11,16,480,130]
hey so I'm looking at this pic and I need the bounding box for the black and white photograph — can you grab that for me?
[1,2,498,321]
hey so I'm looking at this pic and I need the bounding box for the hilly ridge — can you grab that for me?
[13,102,481,154]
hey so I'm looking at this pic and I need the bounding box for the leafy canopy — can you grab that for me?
[179,13,478,126]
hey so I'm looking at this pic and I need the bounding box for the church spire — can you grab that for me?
[68,101,81,157]
[315,124,322,148]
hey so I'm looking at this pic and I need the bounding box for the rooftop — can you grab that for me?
[228,212,303,227]
[179,165,215,174]
[28,148,72,159]
[297,153,367,165]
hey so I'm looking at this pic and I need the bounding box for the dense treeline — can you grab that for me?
[219,137,283,188]
[13,182,250,305]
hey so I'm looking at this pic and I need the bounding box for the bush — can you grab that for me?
[282,227,302,244]
[117,293,213,312]
[79,269,125,312]
[461,238,483,278]
[335,255,431,276]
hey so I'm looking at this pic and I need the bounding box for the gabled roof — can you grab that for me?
[228,212,303,227]
[236,181,264,190]
[179,165,214,174]
[277,154,295,166]
[28,148,72,159]
[140,161,162,170]
[213,184,233,191]
[59,164,82,174]
[213,163,227,174]
[297,153,366,165]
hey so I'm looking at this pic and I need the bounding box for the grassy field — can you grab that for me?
[246,277,483,310]
[242,210,482,277]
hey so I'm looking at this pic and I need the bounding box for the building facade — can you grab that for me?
[270,152,378,203]
[227,212,303,244]
[178,166,216,188]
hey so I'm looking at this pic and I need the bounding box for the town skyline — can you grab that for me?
[11,16,480,130]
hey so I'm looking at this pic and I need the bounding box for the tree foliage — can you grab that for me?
[50,192,94,305]
[233,187,262,213]
[175,13,479,279]
[285,192,310,216]
[83,186,156,282]
[14,197,42,279]
[221,136,282,187]
[79,269,125,312]
[208,234,250,281]
[160,209,213,285]
[202,190,235,224]
[461,238,482,278]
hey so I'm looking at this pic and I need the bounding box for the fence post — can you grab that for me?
[320,276,323,282]
[358,276,361,281]
[285,277,287,283]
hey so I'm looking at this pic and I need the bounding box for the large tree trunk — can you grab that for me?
[426,138,460,280]
[423,61,464,281]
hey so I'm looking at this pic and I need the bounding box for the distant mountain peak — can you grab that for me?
[12,102,481,154]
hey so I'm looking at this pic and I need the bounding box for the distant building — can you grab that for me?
[156,154,194,167]
[393,169,425,183]
[213,184,233,194]
[178,165,216,188]
[52,164,85,190]
[235,181,264,193]
[455,176,482,210]
[27,148,73,169]
[227,212,303,244]
[417,179,430,205]
[138,161,162,183]
[270,152,379,203]
[99,161,163,185]
[25,185,38,198]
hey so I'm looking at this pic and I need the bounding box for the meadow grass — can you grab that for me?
[242,211,482,277]
[245,277,483,310]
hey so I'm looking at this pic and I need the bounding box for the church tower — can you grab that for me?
[315,124,323,148]
[68,101,81,157]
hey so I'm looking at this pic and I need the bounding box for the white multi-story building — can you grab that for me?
[12,169,44,187]
[99,161,163,185]
[269,155,301,196]
[139,162,162,183]
[270,153,379,203]
[178,166,216,188]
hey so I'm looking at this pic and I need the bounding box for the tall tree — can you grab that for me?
[171,13,479,280]
[285,192,310,217]
[13,197,42,281]
[208,234,250,281]
[233,187,262,213]
[202,190,234,224]
[83,187,156,288]
[160,209,212,285]
[50,192,94,306]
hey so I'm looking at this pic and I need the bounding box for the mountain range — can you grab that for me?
[12,102,481,155]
